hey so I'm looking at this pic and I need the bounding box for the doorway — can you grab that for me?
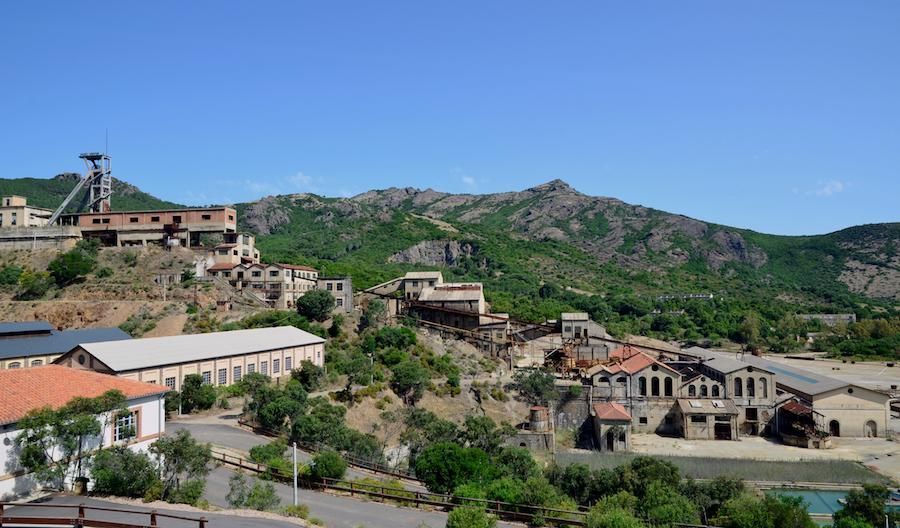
[829,420,841,437]
[606,430,615,451]
[714,423,732,440]
[864,420,877,438]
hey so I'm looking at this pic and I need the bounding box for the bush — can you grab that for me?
[17,269,52,299]
[180,374,217,413]
[48,245,97,286]
[95,267,113,278]
[0,264,23,285]
[296,290,336,322]
[249,440,288,464]
[310,450,347,481]
[167,479,206,506]
[281,504,310,519]
[91,447,160,498]
[414,442,495,494]
[227,473,281,511]
[446,506,497,528]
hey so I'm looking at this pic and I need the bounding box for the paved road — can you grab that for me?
[7,495,299,528]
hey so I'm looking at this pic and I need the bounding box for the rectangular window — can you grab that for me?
[202,214,212,220]
[164,377,176,390]
[92,218,101,224]
[101,218,110,224]
[285,357,292,371]
[173,215,182,223]
[218,368,227,385]
[690,415,707,423]
[233,365,242,383]
[201,371,211,384]
[336,282,343,291]
[252,271,262,277]
[247,363,256,374]
[326,283,333,291]
[336,298,343,307]
[129,217,139,223]
[273,359,280,374]
[261,361,268,375]
[228,215,235,221]
[270,271,279,277]
[412,281,419,287]
[114,411,137,442]
[639,417,648,424]
[151,216,160,222]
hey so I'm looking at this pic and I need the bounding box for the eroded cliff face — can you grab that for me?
[388,240,479,266]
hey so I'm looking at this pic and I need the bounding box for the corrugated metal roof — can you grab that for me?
[71,326,324,372]
[0,326,131,360]
[419,283,484,302]
[403,271,443,280]
[561,313,589,321]
[0,321,54,337]
[682,346,762,375]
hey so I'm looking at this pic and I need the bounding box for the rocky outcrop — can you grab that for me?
[389,240,479,266]
[242,196,292,235]
[706,231,768,269]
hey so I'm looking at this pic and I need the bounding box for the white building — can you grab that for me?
[0,365,168,499]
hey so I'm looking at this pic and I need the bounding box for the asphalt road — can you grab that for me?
[7,495,300,528]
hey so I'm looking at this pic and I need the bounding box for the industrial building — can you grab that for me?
[61,207,238,247]
[0,196,52,228]
[0,365,167,499]
[206,262,319,309]
[318,276,354,313]
[0,321,131,370]
[53,326,325,390]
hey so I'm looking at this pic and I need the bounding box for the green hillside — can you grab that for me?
[0,174,183,213]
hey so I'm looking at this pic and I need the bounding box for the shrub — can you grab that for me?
[446,506,497,528]
[310,450,347,481]
[167,479,206,506]
[17,269,53,299]
[227,473,281,511]
[249,440,288,464]
[48,245,97,286]
[296,290,335,322]
[180,374,217,413]
[0,264,23,285]
[95,267,113,278]
[91,447,160,498]
[414,442,495,494]
[281,504,310,519]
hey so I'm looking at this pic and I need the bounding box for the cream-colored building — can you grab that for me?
[0,321,131,370]
[207,263,319,309]
[0,196,52,228]
[54,326,325,391]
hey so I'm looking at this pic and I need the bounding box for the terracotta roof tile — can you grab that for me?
[593,402,632,421]
[0,365,168,425]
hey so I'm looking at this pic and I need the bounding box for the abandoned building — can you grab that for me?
[0,196,52,228]
[61,207,238,247]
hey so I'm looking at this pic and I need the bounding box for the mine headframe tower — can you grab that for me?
[48,152,112,224]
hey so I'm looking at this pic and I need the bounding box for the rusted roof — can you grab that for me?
[781,400,814,417]
[593,402,632,421]
[0,365,168,425]
[589,346,679,377]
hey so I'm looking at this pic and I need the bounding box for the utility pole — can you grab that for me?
[292,442,298,506]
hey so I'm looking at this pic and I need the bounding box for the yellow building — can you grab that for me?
[0,196,52,228]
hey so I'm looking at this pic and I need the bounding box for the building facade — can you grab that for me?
[207,263,318,309]
[0,196,52,228]
[54,326,325,391]
[60,207,237,247]
[318,277,354,313]
[0,366,167,499]
[0,321,131,370]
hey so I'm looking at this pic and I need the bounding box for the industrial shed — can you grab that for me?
[54,326,325,391]
[0,321,130,370]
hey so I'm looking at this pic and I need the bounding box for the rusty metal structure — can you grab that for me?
[48,152,112,224]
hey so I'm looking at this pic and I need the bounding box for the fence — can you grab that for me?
[0,502,207,528]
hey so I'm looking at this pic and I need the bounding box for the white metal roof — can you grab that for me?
[71,326,324,372]
[403,271,444,280]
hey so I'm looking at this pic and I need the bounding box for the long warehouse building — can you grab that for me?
[54,326,325,391]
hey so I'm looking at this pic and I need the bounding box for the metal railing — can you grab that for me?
[0,502,207,528]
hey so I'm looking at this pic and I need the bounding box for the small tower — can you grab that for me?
[79,152,112,213]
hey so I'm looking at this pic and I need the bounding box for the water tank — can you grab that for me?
[529,406,550,432]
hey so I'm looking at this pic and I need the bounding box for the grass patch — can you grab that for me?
[554,452,890,485]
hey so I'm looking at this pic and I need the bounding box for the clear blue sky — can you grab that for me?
[1,2,898,235]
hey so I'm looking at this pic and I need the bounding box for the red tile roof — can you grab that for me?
[207,263,237,272]
[277,263,318,272]
[0,365,168,425]
[604,346,678,375]
[593,402,632,421]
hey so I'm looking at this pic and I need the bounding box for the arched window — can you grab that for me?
[688,385,696,397]
[31,360,43,366]
[700,385,708,397]
[664,377,673,397]
[617,377,627,385]
[712,385,720,397]
[747,377,755,398]
[760,378,768,399]
[7,362,21,369]
[734,377,743,397]
[651,377,660,397]
[639,377,647,396]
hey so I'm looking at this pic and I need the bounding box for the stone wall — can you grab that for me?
[0,226,81,250]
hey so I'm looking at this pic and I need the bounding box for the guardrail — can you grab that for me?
[0,502,207,528]
[213,449,588,527]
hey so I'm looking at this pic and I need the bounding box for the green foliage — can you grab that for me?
[47,243,97,286]
[15,390,127,489]
[414,442,494,494]
[495,447,540,481]
[227,473,281,511]
[0,264,23,285]
[446,506,497,528]
[833,484,895,528]
[91,446,160,498]
[585,507,646,528]
[17,268,53,299]
[715,493,816,528]
[359,298,386,331]
[511,368,559,406]
[180,374,217,413]
[310,450,347,480]
[249,440,288,465]
[296,289,336,322]
[459,415,515,455]
[94,266,113,278]
[389,358,429,405]
[292,360,325,392]
[149,429,212,505]
[0,174,181,212]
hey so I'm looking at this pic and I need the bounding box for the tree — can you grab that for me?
[736,312,762,351]
[343,350,374,403]
[91,446,159,498]
[296,290,335,322]
[310,450,347,480]
[227,473,281,511]
[833,484,894,528]
[17,269,53,300]
[149,429,212,504]
[180,374,217,413]
[328,313,344,338]
[512,368,559,406]
[414,442,494,494]
[292,360,325,392]
[48,245,97,286]
[16,390,127,490]
[495,447,540,481]
[359,298,386,332]
[447,506,497,528]
[258,396,305,431]
[460,415,515,455]
[640,481,700,526]
[586,507,646,528]
[390,359,429,405]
